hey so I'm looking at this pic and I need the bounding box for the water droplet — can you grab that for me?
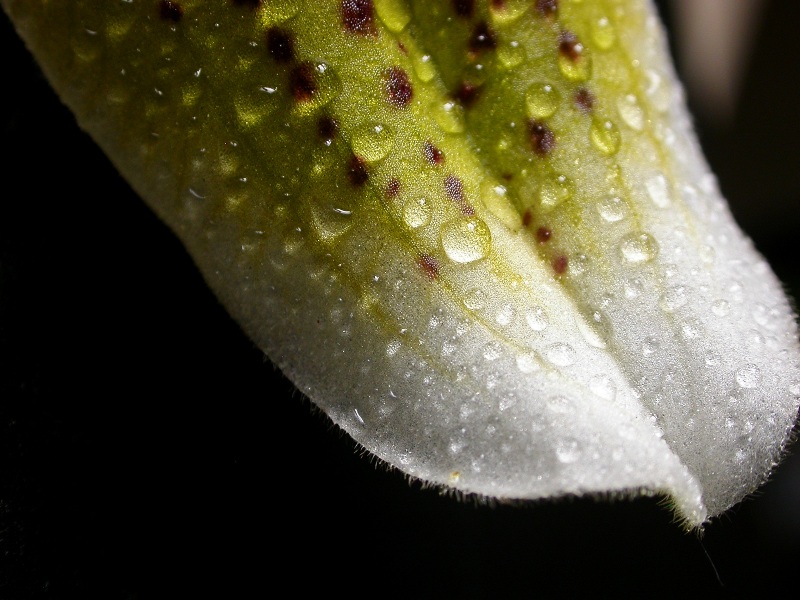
[262,0,302,22]
[558,49,592,82]
[374,0,411,32]
[624,277,644,298]
[539,174,574,211]
[352,122,395,162]
[617,94,645,131]
[308,201,354,242]
[441,216,492,263]
[620,232,659,263]
[496,304,516,327]
[705,352,721,367]
[597,195,628,222]
[525,82,561,119]
[546,343,576,367]
[712,299,730,317]
[590,375,617,401]
[577,311,610,349]
[590,118,621,155]
[526,306,549,331]
[556,438,581,463]
[660,285,688,312]
[680,318,702,340]
[403,197,432,229]
[291,61,342,116]
[481,181,522,231]
[591,17,616,50]
[413,54,436,82]
[432,99,465,133]
[464,288,485,311]
[498,40,526,68]
[490,0,529,23]
[234,89,278,128]
[646,173,672,208]
[642,336,659,357]
[386,339,401,356]
[516,352,538,373]
[735,365,762,389]
[483,342,502,361]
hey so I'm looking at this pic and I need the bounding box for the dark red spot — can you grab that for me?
[559,31,584,62]
[267,28,295,63]
[552,255,568,275]
[536,0,558,17]
[491,0,507,10]
[290,63,317,102]
[574,88,594,112]
[536,227,552,244]
[341,0,376,36]
[444,174,473,215]
[529,120,556,156]
[348,154,369,186]
[159,0,183,21]
[386,178,401,198]
[469,21,497,53]
[230,0,261,8]
[523,209,533,227]
[502,173,513,182]
[384,67,413,108]
[454,81,481,108]
[423,141,445,166]
[417,254,440,280]
[398,41,408,55]
[452,0,474,17]
[317,116,338,143]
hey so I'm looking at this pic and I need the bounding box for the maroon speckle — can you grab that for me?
[536,227,552,244]
[348,154,369,186]
[398,41,408,55]
[529,120,556,156]
[491,0,507,10]
[552,255,568,275]
[417,254,440,280]
[469,21,497,53]
[536,0,558,17]
[454,81,480,108]
[502,173,513,182]
[267,28,295,63]
[317,116,338,143]
[290,63,317,102]
[575,88,594,112]
[423,141,445,166]
[386,178,401,198]
[559,31,584,62]
[341,0,376,36]
[444,174,474,215]
[385,67,413,108]
[522,209,533,227]
[452,0,475,17]
[159,0,183,21]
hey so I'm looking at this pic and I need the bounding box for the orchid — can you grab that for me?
[2,0,798,531]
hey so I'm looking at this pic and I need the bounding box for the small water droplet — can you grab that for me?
[590,118,621,155]
[490,0,529,23]
[374,0,411,32]
[705,352,721,367]
[498,40,526,68]
[413,54,436,82]
[483,341,502,361]
[496,304,516,327]
[432,99,465,133]
[464,288,486,311]
[441,216,492,263]
[577,311,610,349]
[262,0,302,22]
[712,299,730,317]
[680,318,702,340]
[620,232,659,263]
[352,122,396,162]
[624,277,644,298]
[660,285,688,312]
[735,365,762,389]
[646,173,672,208]
[597,195,628,222]
[590,375,617,401]
[546,343,576,367]
[291,61,342,115]
[539,174,574,211]
[556,438,581,463]
[525,82,561,119]
[558,48,592,82]
[308,201,354,242]
[526,306,549,331]
[642,336,659,357]
[403,197,432,228]
[617,93,645,131]
[591,16,616,50]
[481,180,522,230]
[516,352,538,373]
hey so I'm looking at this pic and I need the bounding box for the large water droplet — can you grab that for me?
[591,17,616,50]
[539,174,574,211]
[525,83,561,119]
[597,195,628,222]
[374,0,411,32]
[292,61,342,116]
[526,306,549,331]
[546,343,576,367]
[558,49,592,82]
[441,217,492,263]
[496,304,516,327]
[413,54,436,82]
[403,197,432,228]
[432,99,465,133]
[464,288,485,311]
[617,94,645,131]
[646,174,672,208]
[308,201,353,242]
[590,118,621,155]
[498,40,526,68]
[352,123,395,162]
[660,285,688,312]
[735,365,762,389]
[620,232,659,263]
[490,0,529,23]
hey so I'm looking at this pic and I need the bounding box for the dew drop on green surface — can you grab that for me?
[539,174,574,211]
[498,40,526,69]
[431,99,465,133]
[260,0,303,23]
[480,180,522,231]
[403,197,432,229]
[591,17,616,50]
[590,118,621,155]
[490,0,530,24]
[292,62,342,116]
[558,49,592,82]
[597,195,628,222]
[234,89,278,128]
[441,216,492,263]
[617,93,645,131]
[375,0,411,32]
[412,53,436,83]
[352,122,396,162]
[308,201,354,242]
[620,232,659,263]
[646,173,672,208]
[463,288,486,311]
[525,82,561,119]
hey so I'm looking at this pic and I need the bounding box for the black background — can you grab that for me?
[1,2,799,598]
